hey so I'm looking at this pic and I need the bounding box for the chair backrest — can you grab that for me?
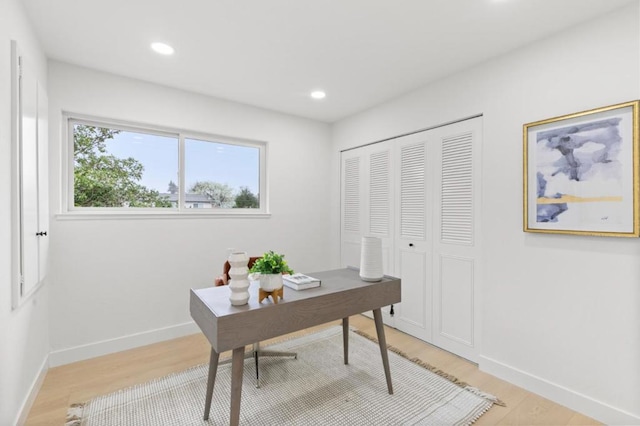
[218,256,262,285]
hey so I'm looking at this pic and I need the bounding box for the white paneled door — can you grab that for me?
[393,134,432,343]
[11,40,49,308]
[340,116,482,362]
[431,118,482,362]
[340,150,363,271]
[340,142,395,323]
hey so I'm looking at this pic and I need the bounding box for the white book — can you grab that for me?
[283,273,321,290]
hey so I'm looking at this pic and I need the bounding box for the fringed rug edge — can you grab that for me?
[65,402,86,426]
[351,328,506,407]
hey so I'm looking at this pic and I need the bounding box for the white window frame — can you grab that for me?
[60,113,269,219]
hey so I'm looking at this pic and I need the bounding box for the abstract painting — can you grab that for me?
[524,101,639,237]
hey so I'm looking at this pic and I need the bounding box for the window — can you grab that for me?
[185,138,260,209]
[65,116,267,215]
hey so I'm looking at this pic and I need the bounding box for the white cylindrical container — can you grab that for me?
[257,273,284,291]
[228,251,250,306]
[359,236,383,282]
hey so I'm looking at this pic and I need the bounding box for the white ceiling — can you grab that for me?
[22,0,635,123]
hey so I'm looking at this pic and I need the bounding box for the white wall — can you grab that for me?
[331,3,640,425]
[47,62,333,364]
[0,0,50,424]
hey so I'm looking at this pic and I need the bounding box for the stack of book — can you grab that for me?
[283,273,321,290]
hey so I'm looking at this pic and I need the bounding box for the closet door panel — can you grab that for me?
[368,149,390,236]
[340,151,364,269]
[341,143,395,325]
[395,248,430,341]
[393,135,431,341]
[11,41,49,307]
[432,118,482,362]
[37,83,49,281]
[438,255,474,345]
[20,66,39,296]
[343,155,362,235]
[399,142,426,240]
[368,145,394,276]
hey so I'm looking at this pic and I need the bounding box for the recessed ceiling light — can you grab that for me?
[310,90,326,100]
[151,42,174,55]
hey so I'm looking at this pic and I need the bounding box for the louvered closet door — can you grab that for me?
[431,117,482,362]
[340,117,482,361]
[362,144,395,322]
[393,134,433,343]
[367,145,394,277]
[340,143,395,324]
[340,150,364,270]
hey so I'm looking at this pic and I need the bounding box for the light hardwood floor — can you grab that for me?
[26,315,600,425]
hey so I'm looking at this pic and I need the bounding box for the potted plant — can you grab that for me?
[249,250,294,291]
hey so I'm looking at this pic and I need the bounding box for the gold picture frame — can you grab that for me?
[523,100,640,237]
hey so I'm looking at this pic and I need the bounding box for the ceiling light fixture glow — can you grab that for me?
[310,90,326,100]
[151,42,175,55]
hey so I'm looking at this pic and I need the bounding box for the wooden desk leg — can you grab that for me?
[342,317,349,365]
[203,347,220,420]
[230,346,245,426]
[372,308,393,394]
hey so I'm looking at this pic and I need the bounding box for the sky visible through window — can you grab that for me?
[104,131,260,195]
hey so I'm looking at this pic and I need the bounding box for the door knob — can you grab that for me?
[36,231,47,236]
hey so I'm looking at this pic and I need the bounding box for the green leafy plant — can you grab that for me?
[249,251,294,275]
[73,125,172,208]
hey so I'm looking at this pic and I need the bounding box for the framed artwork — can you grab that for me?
[523,100,639,237]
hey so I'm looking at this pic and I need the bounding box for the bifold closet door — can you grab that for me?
[431,117,482,362]
[340,142,395,324]
[392,134,433,343]
[340,149,364,271]
[340,116,482,362]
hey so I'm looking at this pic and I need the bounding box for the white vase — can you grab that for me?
[257,273,283,291]
[360,236,383,282]
[228,251,250,306]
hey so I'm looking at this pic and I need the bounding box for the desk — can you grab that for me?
[190,268,401,426]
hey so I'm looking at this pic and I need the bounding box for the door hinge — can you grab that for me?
[18,56,22,78]
[390,304,394,317]
[20,277,24,296]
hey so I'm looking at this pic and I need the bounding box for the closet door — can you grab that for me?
[340,142,395,323]
[19,63,40,296]
[11,42,49,307]
[340,143,394,272]
[366,143,394,277]
[339,116,482,363]
[37,83,49,281]
[431,117,482,362]
[340,149,364,270]
[393,134,432,342]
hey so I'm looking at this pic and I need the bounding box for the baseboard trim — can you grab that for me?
[15,354,49,426]
[49,321,200,367]
[479,355,640,425]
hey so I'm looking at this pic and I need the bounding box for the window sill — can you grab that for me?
[55,210,271,221]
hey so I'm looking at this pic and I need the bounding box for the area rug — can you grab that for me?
[66,326,502,425]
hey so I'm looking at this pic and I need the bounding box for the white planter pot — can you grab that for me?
[228,251,250,306]
[256,273,283,292]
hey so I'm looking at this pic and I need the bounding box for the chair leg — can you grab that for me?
[254,340,297,360]
[219,341,297,388]
[254,349,260,388]
[257,349,298,359]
